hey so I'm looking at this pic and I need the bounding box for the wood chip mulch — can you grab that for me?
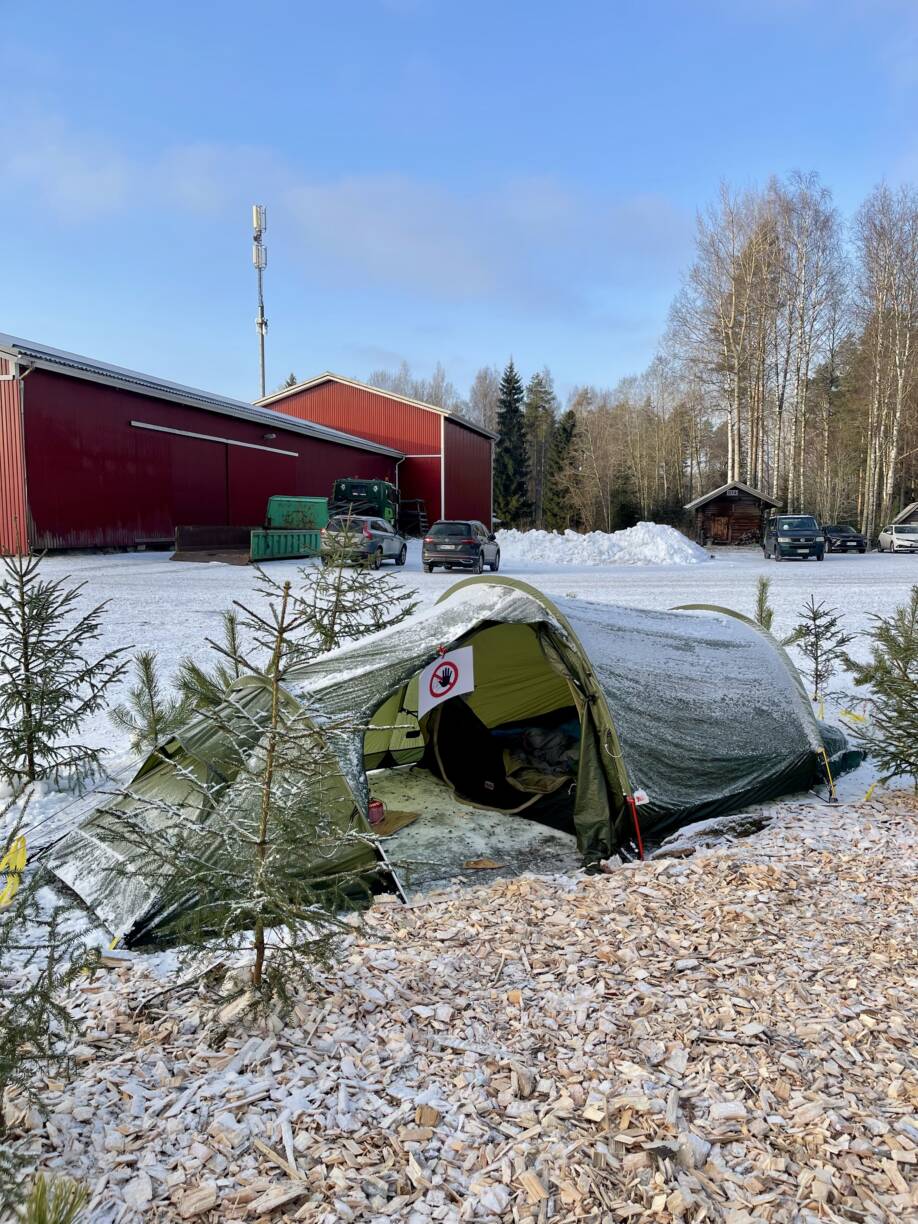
[6,794,917,1222]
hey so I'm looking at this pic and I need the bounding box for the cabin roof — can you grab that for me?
[684,481,782,512]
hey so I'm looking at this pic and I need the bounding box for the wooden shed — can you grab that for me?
[893,501,918,526]
[685,481,780,545]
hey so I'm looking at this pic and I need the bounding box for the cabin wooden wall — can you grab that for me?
[694,494,766,544]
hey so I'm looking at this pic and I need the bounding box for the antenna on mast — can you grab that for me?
[252,204,268,398]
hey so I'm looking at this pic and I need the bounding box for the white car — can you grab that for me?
[877,523,918,553]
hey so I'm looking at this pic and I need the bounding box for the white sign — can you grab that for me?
[418,646,475,717]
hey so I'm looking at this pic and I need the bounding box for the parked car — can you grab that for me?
[422,520,500,573]
[877,523,918,553]
[824,523,867,553]
[321,515,408,568]
[763,514,825,561]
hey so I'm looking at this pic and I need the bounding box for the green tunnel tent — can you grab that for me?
[46,577,851,946]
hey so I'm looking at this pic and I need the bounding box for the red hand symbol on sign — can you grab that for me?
[429,659,460,699]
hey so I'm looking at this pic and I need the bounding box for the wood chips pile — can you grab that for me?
[6,795,917,1222]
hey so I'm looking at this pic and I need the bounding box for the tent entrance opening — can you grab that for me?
[362,621,585,890]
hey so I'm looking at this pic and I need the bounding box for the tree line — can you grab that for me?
[369,172,918,536]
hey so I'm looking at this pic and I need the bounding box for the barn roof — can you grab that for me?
[892,501,918,524]
[684,481,781,512]
[0,334,404,459]
[257,371,498,441]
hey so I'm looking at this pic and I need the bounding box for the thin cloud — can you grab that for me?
[0,110,693,322]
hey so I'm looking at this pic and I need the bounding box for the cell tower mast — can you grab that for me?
[252,204,268,398]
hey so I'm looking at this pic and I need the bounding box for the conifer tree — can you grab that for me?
[178,611,252,711]
[754,576,775,632]
[0,555,128,792]
[523,370,557,528]
[542,408,578,531]
[788,596,855,700]
[109,651,190,753]
[1,796,95,1209]
[493,360,531,526]
[20,1174,89,1224]
[849,585,918,786]
[99,545,417,1015]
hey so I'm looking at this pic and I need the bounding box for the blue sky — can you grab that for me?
[2,0,918,403]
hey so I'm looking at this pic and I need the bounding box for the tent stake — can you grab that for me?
[819,748,839,804]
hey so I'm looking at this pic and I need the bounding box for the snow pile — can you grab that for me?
[497,522,710,566]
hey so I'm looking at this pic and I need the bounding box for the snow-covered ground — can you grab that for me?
[12,535,918,842]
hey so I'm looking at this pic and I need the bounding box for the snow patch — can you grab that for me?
[496,522,711,566]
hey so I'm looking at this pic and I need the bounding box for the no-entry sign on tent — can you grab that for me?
[418,646,475,717]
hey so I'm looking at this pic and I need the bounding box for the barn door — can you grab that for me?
[711,516,730,542]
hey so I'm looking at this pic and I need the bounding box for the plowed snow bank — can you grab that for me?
[497,521,710,565]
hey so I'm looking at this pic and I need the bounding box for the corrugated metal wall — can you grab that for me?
[0,359,28,553]
[21,370,396,550]
[270,382,444,519]
[270,382,440,452]
[444,418,492,526]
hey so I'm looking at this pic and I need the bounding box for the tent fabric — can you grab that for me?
[46,576,838,945]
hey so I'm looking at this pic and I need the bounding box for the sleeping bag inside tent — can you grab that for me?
[44,576,858,946]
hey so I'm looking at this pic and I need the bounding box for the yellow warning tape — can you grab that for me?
[0,835,27,909]
[840,709,867,723]
[864,782,878,802]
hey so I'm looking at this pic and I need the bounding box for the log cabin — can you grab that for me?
[685,481,781,545]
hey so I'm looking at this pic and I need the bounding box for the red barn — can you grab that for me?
[258,373,495,527]
[0,336,401,554]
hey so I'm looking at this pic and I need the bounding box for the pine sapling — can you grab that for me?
[109,650,190,752]
[0,554,128,791]
[21,1173,89,1224]
[849,585,918,786]
[753,576,775,632]
[178,610,254,711]
[787,595,856,702]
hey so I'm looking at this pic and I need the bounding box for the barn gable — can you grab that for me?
[258,373,495,526]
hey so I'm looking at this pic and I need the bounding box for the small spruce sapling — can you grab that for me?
[787,596,856,702]
[0,554,128,791]
[849,585,918,787]
[109,651,190,752]
[0,797,95,1210]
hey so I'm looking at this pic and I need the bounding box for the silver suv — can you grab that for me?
[321,515,408,569]
[422,520,500,573]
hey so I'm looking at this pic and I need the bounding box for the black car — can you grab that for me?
[422,520,500,573]
[763,514,825,561]
[824,523,867,554]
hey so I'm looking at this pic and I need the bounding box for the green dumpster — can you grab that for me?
[249,528,323,562]
[265,496,329,530]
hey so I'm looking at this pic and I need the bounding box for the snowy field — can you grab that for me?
[14,533,917,842]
